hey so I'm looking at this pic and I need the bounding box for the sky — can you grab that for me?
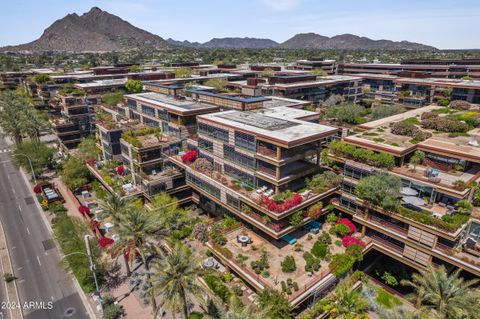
[1,0,480,49]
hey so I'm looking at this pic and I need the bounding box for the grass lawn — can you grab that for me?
[374,286,402,309]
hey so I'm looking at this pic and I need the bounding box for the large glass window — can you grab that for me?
[234,131,256,152]
[198,123,229,142]
[224,145,255,169]
[198,138,213,152]
[127,99,137,110]
[186,172,220,199]
[141,104,155,117]
[224,164,255,187]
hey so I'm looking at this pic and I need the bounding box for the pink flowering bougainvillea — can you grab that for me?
[78,205,90,216]
[98,237,114,248]
[336,218,357,234]
[261,193,303,213]
[342,235,366,248]
[116,165,125,175]
[33,184,42,193]
[181,150,198,164]
[86,158,95,166]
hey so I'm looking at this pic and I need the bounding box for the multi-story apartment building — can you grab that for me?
[360,73,480,107]
[328,106,480,277]
[0,71,32,90]
[230,74,362,103]
[339,59,480,79]
[288,58,337,74]
[123,92,221,139]
[167,107,339,239]
[50,91,100,149]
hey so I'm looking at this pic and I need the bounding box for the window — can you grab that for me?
[198,138,213,152]
[226,194,240,209]
[143,117,159,128]
[198,123,229,142]
[224,164,254,187]
[186,172,220,199]
[141,104,155,117]
[234,131,256,152]
[224,145,255,169]
[158,109,169,121]
[127,99,137,110]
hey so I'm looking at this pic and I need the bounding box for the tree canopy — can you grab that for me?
[60,156,91,191]
[355,173,402,211]
[12,140,55,175]
[124,79,143,93]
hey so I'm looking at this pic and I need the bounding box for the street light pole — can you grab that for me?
[84,235,103,309]
[12,153,36,184]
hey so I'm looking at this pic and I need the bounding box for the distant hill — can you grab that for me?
[0,7,436,52]
[167,37,278,49]
[279,33,437,50]
[1,7,168,52]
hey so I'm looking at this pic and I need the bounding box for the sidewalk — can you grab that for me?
[53,177,156,319]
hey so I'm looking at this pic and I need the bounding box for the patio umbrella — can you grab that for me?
[402,196,425,206]
[401,187,418,196]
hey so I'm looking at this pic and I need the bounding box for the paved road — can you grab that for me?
[0,135,90,319]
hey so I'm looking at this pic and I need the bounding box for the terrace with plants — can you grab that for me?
[86,159,140,196]
[204,213,368,302]
[121,127,177,149]
[171,151,341,220]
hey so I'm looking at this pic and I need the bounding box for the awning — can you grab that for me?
[402,196,425,206]
[401,187,419,196]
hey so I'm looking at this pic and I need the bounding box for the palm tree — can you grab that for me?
[256,288,292,319]
[330,285,369,319]
[101,192,132,274]
[401,264,480,319]
[111,207,158,309]
[151,243,203,319]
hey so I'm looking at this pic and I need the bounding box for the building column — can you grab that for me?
[361,225,366,236]
[275,166,280,180]
[276,146,281,160]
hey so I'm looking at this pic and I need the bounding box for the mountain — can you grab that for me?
[1,7,168,52]
[279,33,436,50]
[168,37,278,49]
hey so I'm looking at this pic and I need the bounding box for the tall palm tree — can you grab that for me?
[256,288,292,319]
[401,264,480,319]
[151,243,203,319]
[101,192,132,274]
[112,207,158,310]
[330,285,369,319]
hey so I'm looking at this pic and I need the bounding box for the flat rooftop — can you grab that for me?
[126,92,220,115]
[75,78,127,89]
[199,109,337,146]
[359,104,442,129]
[262,96,310,109]
[190,89,271,103]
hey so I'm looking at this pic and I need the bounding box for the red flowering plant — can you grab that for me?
[98,237,114,249]
[261,193,303,213]
[181,150,198,164]
[86,158,95,166]
[116,165,125,175]
[336,218,357,234]
[33,184,42,193]
[342,235,366,248]
[78,205,90,216]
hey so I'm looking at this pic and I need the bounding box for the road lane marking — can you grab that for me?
[6,175,10,181]
[12,188,15,194]
[17,279,24,284]
[36,255,42,266]
[51,296,54,302]
[17,205,22,212]
[17,267,23,271]
[26,227,30,235]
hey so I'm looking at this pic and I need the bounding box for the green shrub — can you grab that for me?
[204,274,231,302]
[281,256,297,273]
[188,312,204,319]
[329,140,395,168]
[303,252,321,272]
[334,224,350,237]
[329,253,355,277]
[3,273,15,283]
[311,241,328,259]
[326,213,338,223]
[318,232,332,245]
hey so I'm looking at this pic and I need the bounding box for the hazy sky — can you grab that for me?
[1,0,479,49]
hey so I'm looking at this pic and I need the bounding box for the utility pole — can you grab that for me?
[84,235,103,309]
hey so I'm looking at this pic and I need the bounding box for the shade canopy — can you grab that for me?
[401,187,419,196]
[402,196,425,206]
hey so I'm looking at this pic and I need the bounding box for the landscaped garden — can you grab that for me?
[203,212,367,297]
